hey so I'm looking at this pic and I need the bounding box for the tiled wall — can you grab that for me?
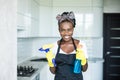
[32,37,103,58]
[17,38,33,63]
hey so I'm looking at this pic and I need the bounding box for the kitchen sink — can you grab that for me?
[30,58,47,62]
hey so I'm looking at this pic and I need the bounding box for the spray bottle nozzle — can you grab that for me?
[39,48,50,53]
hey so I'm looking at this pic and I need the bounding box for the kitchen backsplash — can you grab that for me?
[17,38,33,63]
[17,37,103,63]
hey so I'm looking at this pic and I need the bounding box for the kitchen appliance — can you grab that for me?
[17,66,38,77]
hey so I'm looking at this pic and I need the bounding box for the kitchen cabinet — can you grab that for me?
[76,7,103,37]
[33,73,40,80]
[51,0,103,37]
[52,7,103,37]
[39,6,53,37]
[17,0,53,38]
[17,0,103,38]
[17,0,40,38]
[83,58,104,80]
[40,64,54,80]
[40,64,48,80]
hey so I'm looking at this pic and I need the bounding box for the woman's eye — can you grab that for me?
[60,29,65,32]
[60,28,73,33]
[68,29,73,32]
[68,29,71,31]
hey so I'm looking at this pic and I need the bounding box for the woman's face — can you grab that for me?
[59,21,74,42]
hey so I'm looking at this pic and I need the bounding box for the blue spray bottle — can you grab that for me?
[39,48,56,67]
[73,59,81,73]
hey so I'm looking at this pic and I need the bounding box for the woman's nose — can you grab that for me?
[64,30,69,35]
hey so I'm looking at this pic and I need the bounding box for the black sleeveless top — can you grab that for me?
[55,38,83,80]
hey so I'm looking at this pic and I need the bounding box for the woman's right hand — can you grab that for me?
[46,50,55,67]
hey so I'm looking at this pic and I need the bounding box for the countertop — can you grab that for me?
[88,57,104,63]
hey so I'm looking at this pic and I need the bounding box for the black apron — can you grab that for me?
[55,38,83,80]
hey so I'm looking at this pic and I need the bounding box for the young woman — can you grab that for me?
[41,11,88,80]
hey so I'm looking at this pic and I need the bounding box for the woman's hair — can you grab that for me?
[56,11,76,28]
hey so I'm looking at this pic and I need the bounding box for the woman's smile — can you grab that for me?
[64,35,70,39]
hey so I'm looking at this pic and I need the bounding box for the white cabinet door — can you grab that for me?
[39,6,53,37]
[83,61,103,80]
[40,64,54,80]
[90,62,103,80]
[17,0,40,38]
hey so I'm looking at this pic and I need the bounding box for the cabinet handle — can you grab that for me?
[106,51,111,55]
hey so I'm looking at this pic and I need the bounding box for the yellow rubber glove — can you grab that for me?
[42,44,54,50]
[41,44,55,67]
[76,44,87,65]
[46,50,55,67]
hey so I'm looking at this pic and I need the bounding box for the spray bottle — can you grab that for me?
[39,48,56,67]
[73,59,81,73]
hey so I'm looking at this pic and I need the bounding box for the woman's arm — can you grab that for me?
[50,67,56,74]
[82,59,88,72]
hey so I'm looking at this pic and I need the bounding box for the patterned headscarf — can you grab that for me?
[56,11,76,27]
